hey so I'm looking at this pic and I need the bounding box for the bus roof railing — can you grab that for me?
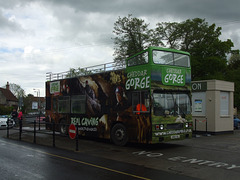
[46,61,126,81]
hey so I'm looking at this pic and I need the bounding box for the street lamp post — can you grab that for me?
[33,89,41,130]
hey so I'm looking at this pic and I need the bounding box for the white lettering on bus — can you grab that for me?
[81,117,99,126]
[127,70,148,78]
[125,76,150,90]
[166,68,182,74]
[71,117,99,126]
[164,74,184,84]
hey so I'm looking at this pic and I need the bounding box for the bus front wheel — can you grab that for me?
[111,123,128,146]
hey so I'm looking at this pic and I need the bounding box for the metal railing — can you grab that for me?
[46,61,126,81]
[6,120,80,151]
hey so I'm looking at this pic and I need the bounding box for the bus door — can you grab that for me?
[132,91,151,143]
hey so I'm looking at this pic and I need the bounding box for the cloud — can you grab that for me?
[0,10,23,32]
[0,0,240,96]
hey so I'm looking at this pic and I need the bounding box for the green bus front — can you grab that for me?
[126,47,192,143]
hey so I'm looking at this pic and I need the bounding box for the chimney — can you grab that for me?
[6,82,9,90]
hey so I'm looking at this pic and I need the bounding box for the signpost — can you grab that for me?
[68,124,76,139]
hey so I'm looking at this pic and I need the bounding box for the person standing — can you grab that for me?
[18,110,23,120]
[11,109,18,126]
[18,109,23,128]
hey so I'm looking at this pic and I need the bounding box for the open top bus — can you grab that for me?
[45,46,192,146]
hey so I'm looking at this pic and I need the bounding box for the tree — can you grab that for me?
[66,67,94,78]
[22,94,34,114]
[226,50,240,108]
[228,50,240,69]
[9,83,25,99]
[0,105,13,115]
[112,14,156,64]
[154,22,181,49]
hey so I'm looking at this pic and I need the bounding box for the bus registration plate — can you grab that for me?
[171,135,180,139]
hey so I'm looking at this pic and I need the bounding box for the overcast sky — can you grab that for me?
[1,0,240,96]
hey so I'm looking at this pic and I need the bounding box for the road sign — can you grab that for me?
[68,124,76,139]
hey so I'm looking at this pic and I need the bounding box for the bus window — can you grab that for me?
[153,50,190,67]
[46,97,51,110]
[153,92,191,117]
[174,53,190,67]
[58,96,70,113]
[153,51,173,65]
[132,92,140,112]
[128,51,148,67]
[71,95,86,114]
[53,98,57,112]
[132,91,150,114]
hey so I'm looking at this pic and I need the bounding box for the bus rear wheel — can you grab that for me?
[60,119,68,135]
[111,123,128,146]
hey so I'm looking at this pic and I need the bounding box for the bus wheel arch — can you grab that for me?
[59,118,68,135]
[111,123,128,146]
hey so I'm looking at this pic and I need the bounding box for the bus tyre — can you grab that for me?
[111,123,128,146]
[60,119,68,136]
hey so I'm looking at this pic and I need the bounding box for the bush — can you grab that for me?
[0,105,13,115]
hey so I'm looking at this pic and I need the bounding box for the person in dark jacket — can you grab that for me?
[11,109,18,126]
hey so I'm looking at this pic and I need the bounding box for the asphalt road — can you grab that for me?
[0,134,197,180]
[2,120,240,180]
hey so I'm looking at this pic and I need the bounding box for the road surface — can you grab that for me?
[2,119,240,180]
[0,137,197,180]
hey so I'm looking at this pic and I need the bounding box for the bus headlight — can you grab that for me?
[185,122,193,128]
[155,124,164,130]
[160,124,164,130]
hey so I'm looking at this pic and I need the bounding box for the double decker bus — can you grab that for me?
[45,47,192,146]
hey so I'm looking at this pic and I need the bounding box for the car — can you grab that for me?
[234,116,240,129]
[0,115,15,129]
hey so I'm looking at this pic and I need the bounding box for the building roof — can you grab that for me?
[0,87,18,102]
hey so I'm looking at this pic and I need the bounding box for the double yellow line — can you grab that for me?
[0,139,150,180]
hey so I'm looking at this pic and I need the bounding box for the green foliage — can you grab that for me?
[66,68,80,78]
[0,105,13,115]
[22,94,34,114]
[228,51,240,69]
[112,14,156,64]
[226,51,240,108]
[154,22,180,49]
[191,56,227,80]
[66,68,91,78]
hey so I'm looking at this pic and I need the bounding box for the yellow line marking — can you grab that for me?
[0,139,151,180]
[44,152,151,180]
